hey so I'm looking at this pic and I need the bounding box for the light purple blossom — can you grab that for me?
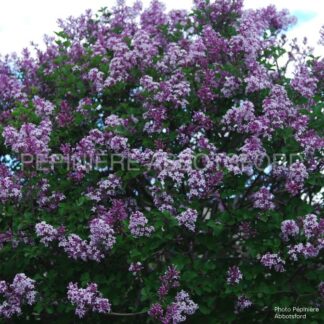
[67,282,111,318]
[149,290,198,323]
[291,65,318,99]
[105,114,126,128]
[2,120,52,156]
[260,253,285,272]
[253,187,275,210]
[35,221,64,246]
[129,262,144,275]
[89,218,116,251]
[0,274,37,318]
[176,209,198,232]
[129,211,154,238]
[303,214,319,239]
[235,295,252,313]
[227,266,243,285]
[32,96,55,117]
[281,220,299,241]
[285,161,308,196]
[288,242,319,261]
[59,234,99,261]
[0,165,22,203]
[221,101,255,133]
[165,290,198,323]
[158,265,180,299]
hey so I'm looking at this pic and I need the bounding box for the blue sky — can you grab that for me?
[0,0,323,56]
[293,11,317,24]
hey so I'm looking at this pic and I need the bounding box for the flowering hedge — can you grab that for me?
[0,0,323,322]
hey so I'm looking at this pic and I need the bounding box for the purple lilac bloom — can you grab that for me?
[291,65,318,99]
[89,218,116,251]
[0,165,22,203]
[129,211,154,238]
[148,303,164,321]
[280,220,299,241]
[260,253,285,272]
[158,265,180,299]
[235,295,252,313]
[253,187,275,210]
[67,282,111,318]
[129,262,144,275]
[0,273,37,318]
[288,243,319,261]
[285,161,308,196]
[58,234,104,262]
[176,209,198,231]
[149,290,198,324]
[32,96,55,117]
[303,214,319,239]
[165,290,198,323]
[227,266,243,285]
[35,221,64,246]
[2,120,52,156]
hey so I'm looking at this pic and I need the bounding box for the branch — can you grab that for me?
[108,311,147,316]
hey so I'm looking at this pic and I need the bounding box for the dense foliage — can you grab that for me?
[0,0,323,322]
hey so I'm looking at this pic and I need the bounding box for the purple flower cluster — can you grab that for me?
[86,174,122,202]
[149,266,198,323]
[291,65,318,99]
[105,114,127,128]
[260,253,285,272]
[129,262,144,276]
[35,221,65,246]
[163,291,198,323]
[89,218,116,251]
[227,266,243,285]
[86,68,104,92]
[0,62,27,110]
[279,214,323,261]
[245,61,270,93]
[234,295,252,313]
[158,265,180,299]
[285,161,308,196]
[67,282,111,318]
[238,222,256,239]
[140,72,190,109]
[281,220,299,241]
[0,230,12,249]
[0,165,22,203]
[59,234,104,262]
[176,209,198,232]
[92,199,128,226]
[288,242,319,261]
[36,219,116,262]
[2,120,52,156]
[129,211,154,238]
[303,214,319,239]
[36,179,65,211]
[221,101,255,133]
[253,187,275,210]
[0,274,36,318]
[261,85,295,133]
[32,96,55,118]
